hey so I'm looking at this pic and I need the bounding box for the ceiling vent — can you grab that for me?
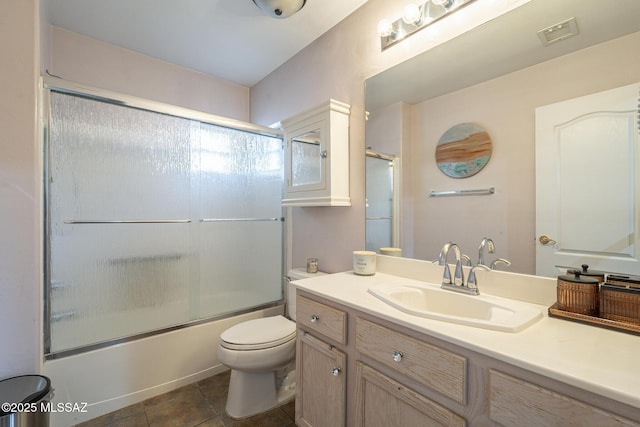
[537,17,579,46]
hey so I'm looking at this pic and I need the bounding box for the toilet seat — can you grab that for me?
[220,315,296,351]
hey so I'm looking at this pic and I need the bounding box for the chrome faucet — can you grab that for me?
[439,242,464,288]
[433,252,472,266]
[466,264,490,293]
[461,254,472,266]
[478,237,495,266]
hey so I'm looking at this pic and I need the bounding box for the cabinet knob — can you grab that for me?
[320,150,328,159]
[392,351,403,362]
[331,367,341,376]
[310,314,319,323]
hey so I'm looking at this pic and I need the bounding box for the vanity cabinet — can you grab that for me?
[355,317,466,404]
[296,295,348,427]
[282,99,350,207]
[295,290,640,427]
[354,317,467,426]
[297,332,346,427]
[354,363,466,427]
[488,370,638,427]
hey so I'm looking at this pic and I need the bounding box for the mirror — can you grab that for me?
[291,129,322,187]
[365,0,640,274]
[365,151,399,252]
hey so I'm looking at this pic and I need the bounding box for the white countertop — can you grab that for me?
[292,261,640,410]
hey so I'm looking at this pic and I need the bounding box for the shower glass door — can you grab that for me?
[46,90,283,356]
[365,154,396,252]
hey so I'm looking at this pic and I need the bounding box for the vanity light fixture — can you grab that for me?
[377,0,476,50]
[252,0,306,19]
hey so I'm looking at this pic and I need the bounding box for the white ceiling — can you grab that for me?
[43,0,368,87]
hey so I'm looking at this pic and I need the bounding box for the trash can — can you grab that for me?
[0,375,53,427]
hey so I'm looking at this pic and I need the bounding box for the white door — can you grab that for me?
[536,83,639,277]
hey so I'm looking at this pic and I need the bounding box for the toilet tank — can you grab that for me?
[286,268,326,320]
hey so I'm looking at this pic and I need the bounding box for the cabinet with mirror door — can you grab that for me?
[282,99,350,207]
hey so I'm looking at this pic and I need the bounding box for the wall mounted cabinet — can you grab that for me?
[282,99,351,207]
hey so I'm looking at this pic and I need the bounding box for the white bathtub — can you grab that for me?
[43,305,283,426]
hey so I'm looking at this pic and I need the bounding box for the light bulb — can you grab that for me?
[377,19,393,37]
[402,3,421,25]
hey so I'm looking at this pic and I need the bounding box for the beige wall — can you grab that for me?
[0,0,41,377]
[411,31,640,274]
[48,27,251,121]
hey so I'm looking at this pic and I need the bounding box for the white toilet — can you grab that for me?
[218,268,325,419]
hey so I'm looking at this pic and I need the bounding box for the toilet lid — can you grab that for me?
[220,315,296,350]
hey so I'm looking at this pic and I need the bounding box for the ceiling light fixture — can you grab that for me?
[378,0,476,50]
[252,0,306,19]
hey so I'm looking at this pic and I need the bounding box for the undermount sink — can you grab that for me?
[368,281,542,333]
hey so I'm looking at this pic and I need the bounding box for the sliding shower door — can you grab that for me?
[46,89,283,356]
[196,123,283,317]
[365,154,396,252]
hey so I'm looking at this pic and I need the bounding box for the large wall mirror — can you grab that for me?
[365,0,640,276]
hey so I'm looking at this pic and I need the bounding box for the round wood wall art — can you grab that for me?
[435,123,492,178]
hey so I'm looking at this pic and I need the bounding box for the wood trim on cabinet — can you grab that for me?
[354,362,466,427]
[489,370,639,427]
[296,331,347,427]
[297,294,348,344]
[355,317,467,404]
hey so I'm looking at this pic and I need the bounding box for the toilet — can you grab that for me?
[218,268,325,418]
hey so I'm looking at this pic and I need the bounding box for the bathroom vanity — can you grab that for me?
[292,256,640,427]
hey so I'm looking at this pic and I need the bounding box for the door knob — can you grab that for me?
[539,235,557,245]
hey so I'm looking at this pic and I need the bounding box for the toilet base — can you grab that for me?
[225,368,296,419]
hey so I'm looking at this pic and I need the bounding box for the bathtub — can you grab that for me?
[43,304,283,426]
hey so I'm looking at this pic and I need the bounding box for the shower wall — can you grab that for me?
[46,90,283,356]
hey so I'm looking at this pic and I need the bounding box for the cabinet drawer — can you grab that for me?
[489,370,638,427]
[356,317,466,404]
[297,295,347,344]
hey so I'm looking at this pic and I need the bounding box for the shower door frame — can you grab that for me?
[42,76,285,359]
[365,150,400,252]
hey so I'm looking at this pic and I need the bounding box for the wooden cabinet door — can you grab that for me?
[296,331,346,427]
[354,362,466,427]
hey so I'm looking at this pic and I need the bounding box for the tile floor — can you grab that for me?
[75,370,296,427]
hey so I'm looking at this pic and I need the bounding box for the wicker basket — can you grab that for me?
[600,283,640,325]
[557,274,599,316]
[605,274,640,289]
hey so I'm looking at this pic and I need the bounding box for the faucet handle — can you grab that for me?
[461,254,472,266]
[490,258,511,270]
[442,263,453,285]
[454,259,465,286]
[467,264,491,290]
